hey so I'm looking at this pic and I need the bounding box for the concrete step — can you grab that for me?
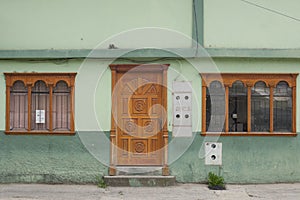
[104,175,176,187]
[115,166,162,176]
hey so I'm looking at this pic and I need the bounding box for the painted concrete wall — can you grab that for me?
[0,58,203,132]
[1,0,300,184]
[204,0,300,48]
[0,131,107,183]
[3,58,298,132]
[1,131,300,183]
[2,0,300,50]
[1,58,300,183]
[171,134,300,183]
[171,58,300,183]
[0,0,193,49]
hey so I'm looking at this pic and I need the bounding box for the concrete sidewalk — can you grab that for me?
[0,183,300,200]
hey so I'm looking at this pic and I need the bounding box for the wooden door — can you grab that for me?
[110,64,169,168]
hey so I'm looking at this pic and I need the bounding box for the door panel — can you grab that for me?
[115,70,164,165]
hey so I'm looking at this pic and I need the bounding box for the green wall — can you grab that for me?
[2,0,300,51]
[0,0,192,50]
[1,0,300,184]
[0,131,107,183]
[0,58,202,131]
[0,57,299,133]
[1,129,300,184]
[204,0,300,48]
[170,134,300,183]
[0,57,300,183]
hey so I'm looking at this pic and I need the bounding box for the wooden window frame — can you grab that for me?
[200,73,298,136]
[4,72,76,135]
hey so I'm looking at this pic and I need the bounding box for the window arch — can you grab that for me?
[53,81,71,131]
[200,73,298,136]
[206,81,225,132]
[273,81,292,132]
[229,81,247,132]
[11,80,27,92]
[10,81,28,131]
[4,73,76,134]
[31,81,50,131]
[251,81,270,132]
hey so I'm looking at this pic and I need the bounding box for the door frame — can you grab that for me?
[109,64,169,175]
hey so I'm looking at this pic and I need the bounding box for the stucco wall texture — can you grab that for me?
[1,0,300,184]
[1,131,300,184]
[0,58,300,183]
[171,134,300,183]
[0,132,107,183]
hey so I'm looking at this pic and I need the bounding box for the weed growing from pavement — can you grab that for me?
[96,176,107,188]
[207,172,226,190]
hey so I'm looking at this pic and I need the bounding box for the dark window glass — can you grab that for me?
[229,81,247,132]
[206,81,225,132]
[273,81,292,132]
[10,81,28,131]
[251,81,270,132]
[31,80,50,131]
[53,81,71,131]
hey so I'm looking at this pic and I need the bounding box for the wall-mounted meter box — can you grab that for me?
[205,142,222,165]
[35,110,45,124]
[172,81,192,137]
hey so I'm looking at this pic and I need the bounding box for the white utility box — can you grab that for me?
[172,81,192,137]
[205,142,222,165]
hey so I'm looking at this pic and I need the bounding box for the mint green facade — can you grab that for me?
[204,0,300,49]
[0,0,300,183]
[0,0,192,50]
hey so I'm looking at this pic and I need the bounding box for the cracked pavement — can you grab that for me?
[1,183,300,200]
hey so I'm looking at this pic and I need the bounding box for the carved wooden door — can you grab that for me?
[110,65,168,166]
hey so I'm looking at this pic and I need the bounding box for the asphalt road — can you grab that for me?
[0,183,300,200]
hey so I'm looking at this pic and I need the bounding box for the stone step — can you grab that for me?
[115,166,162,176]
[104,175,176,187]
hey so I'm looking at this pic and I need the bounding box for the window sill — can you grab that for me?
[201,132,297,137]
[5,131,76,135]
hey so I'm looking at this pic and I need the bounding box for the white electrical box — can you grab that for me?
[172,81,192,137]
[205,142,222,165]
[35,110,45,124]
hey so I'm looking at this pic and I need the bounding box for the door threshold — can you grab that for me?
[115,166,163,176]
[104,175,176,187]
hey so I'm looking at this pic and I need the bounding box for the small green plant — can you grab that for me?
[96,176,107,188]
[207,172,226,190]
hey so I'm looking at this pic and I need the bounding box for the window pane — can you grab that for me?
[273,81,292,132]
[10,81,28,131]
[229,81,247,132]
[251,81,270,132]
[206,81,225,132]
[31,81,50,131]
[53,81,71,131]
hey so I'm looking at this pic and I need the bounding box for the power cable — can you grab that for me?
[193,0,199,57]
[240,0,300,23]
